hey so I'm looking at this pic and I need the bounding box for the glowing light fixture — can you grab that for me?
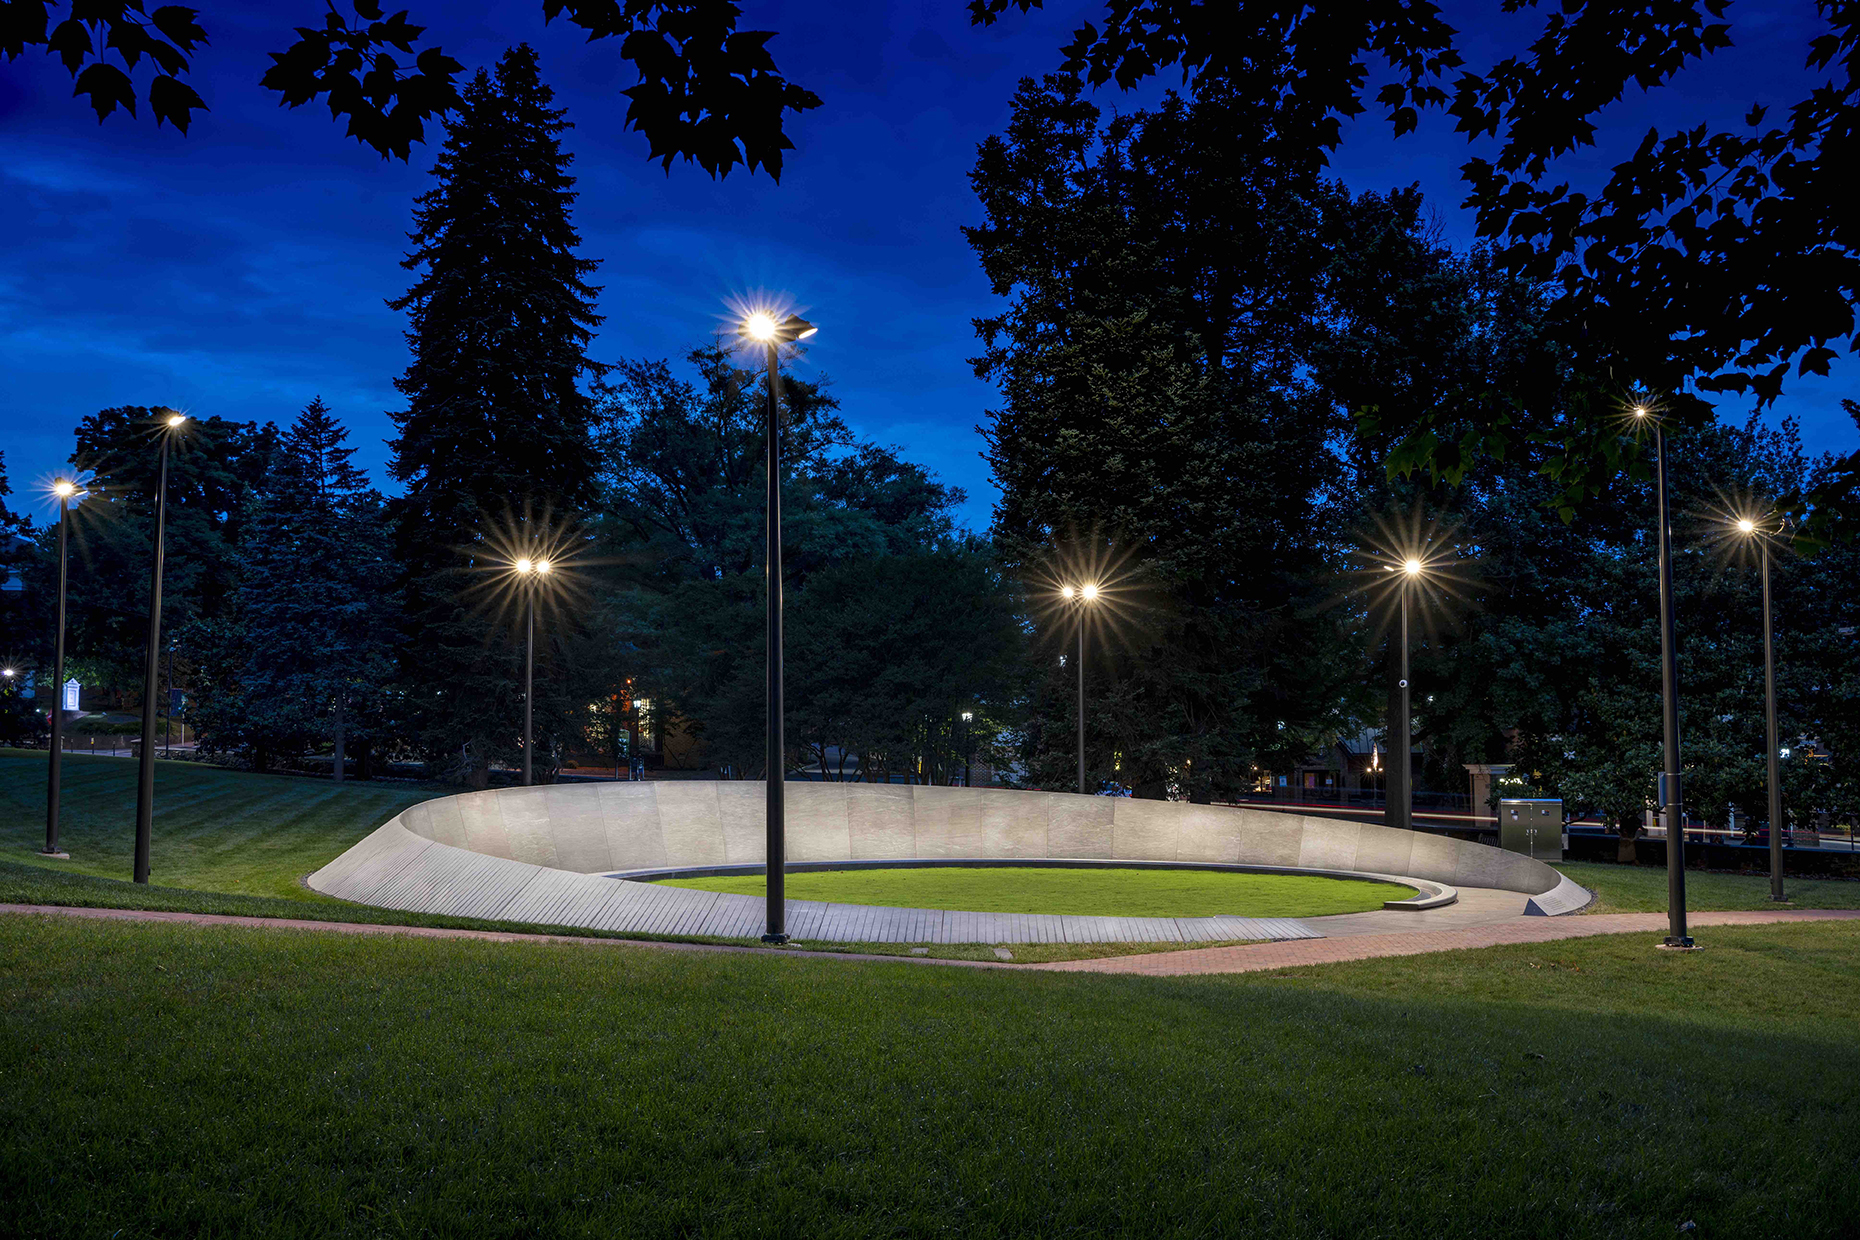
[1402,558,1423,576]
[166,413,187,428]
[1737,518,1756,534]
[53,480,76,498]
[738,311,817,345]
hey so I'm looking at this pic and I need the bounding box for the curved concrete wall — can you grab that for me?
[309,783,1589,938]
[380,781,1567,895]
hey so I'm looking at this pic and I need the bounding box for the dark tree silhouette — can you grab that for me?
[387,45,602,783]
[972,0,1860,541]
[0,1,819,174]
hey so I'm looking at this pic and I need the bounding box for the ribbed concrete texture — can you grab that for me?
[308,783,1587,943]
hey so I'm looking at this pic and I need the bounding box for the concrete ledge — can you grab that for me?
[1523,873,1594,917]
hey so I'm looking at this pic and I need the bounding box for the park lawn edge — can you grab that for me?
[0,861,1265,964]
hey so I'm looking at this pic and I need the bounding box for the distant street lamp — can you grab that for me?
[513,555,552,786]
[740,308,818,944]
[1634,404,1691,946]
[1060,582,1100,793]
[135,411,187,884]
[42,478,80,859]
[1735,515,1787,901]
[961,710,974,789]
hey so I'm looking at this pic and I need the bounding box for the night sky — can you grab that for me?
[3,0,1852,531]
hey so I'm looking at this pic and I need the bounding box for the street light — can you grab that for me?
[134,411,187,884]
[1377,555,1427,832]
[512,556,552,786]
[1060,583,1101,793]
[43,478,81,859]
[960,710,975,788]
[1634,403,1692,946]
[739,307,818,944]
[1734,514,1787,901]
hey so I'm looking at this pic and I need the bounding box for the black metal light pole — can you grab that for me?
[1060,584,1098,793]
[1076,598,1086,793]
[513,555,551,787]
[742,311,817,944]
[961,711,974,788]
[135,411,186,884]
[523,584,535,787]
[1737,518,1787,900]
[42,480,77,858]
[1641,410,1691,945]
[1393,570,1414,832]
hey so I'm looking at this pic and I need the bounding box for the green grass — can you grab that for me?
[1557,859,1860,914]
[0,748,440,899]
[662,865,1409,917]
[3,914,1857,1237]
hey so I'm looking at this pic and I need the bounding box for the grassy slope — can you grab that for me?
[1556,860,1860,913]
[0,749,438,898]
[662,865,1407,917]
[3,915,1856,1237]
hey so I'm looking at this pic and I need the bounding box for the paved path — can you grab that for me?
[1038,907,1860,974]
[5,903,1858,974]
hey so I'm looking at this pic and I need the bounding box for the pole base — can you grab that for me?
[1657,937,1700,951]
[38,849,70,860]
[760,932,790,945]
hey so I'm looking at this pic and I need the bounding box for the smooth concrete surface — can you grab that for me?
[308,783,1582,943]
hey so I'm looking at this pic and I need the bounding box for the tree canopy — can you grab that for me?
[0,0,819,174]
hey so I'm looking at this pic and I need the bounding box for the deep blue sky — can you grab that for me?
[2,1,1852,531]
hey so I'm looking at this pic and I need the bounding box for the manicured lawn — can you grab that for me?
[3,914,1856,1237]
[1557,859,1860,914]
[0,748,440,899]
[662,865,1409,917]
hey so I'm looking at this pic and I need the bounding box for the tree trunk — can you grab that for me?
[1615,821,1639,864]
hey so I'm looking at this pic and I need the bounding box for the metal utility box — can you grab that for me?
[1499,798,1564,860]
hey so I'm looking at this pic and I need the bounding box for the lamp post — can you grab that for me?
[740,309,818,944]
[1635,405,1691,946]
[1736,516,1787,901]
[961,710,974,788]
[134,410,187,884]
[42,479,79,858]
[1060,583,1100,793]
[1387,558,1424,832]
[513,555,551,786]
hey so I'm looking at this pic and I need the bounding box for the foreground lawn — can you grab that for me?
[0,749,439,898]
[1557,859,1860,914]
[3,916,1856,1237]
[662,865,1407,917]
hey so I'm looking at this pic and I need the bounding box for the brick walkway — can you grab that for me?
[4,902,1856,976]
[1037,907,1860,975]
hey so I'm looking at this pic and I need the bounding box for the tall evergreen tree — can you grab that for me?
[387,44,604,784]
[968,75,1355,800]
[190,400,398,775]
